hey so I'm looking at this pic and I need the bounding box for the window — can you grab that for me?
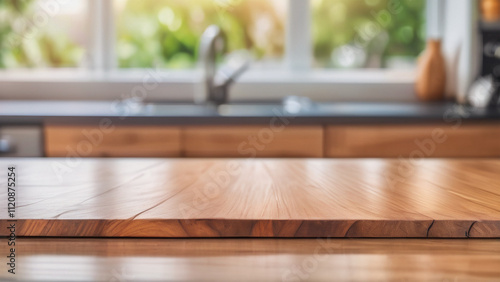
[1,0,424,70]
[312,0,426,69]
[0,0,87,68]
[0,0,433,102]
[115,0,285,69]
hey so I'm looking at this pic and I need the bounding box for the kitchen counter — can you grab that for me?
[2,158,500,238]
[0,100,499,125]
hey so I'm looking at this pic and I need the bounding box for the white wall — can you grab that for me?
[442,0,480,103]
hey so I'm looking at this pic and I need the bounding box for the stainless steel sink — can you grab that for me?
[142,103,219,116]
[145,96,315,117]
[144,103,284,117]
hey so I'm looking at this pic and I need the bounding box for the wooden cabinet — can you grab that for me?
[183,126,324,158]
[45,125,323,158]
[45,125,182,157]
[325,124,500,158]
[44,123,500,158]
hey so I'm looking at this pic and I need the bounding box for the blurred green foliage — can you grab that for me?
[0,0,83,68]
[119,0,424,68]
[0,0,425,69]
[313,0,426,68]
[116,0,284,68]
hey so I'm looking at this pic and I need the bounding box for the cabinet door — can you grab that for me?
[45,125,181,157]
[325,124,500,158]
[183,126,324,158]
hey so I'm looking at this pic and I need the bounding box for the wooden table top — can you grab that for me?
[1,158,500,238]
[2,238,499,281]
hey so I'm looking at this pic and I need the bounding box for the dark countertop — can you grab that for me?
[0,100,499,125]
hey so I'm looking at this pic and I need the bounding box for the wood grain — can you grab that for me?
[2,238,499,281]
[325,123,500,158]
[182,126,324,158]
[1,158,500,238]
[45,125,182,157]
[45,124,500,158]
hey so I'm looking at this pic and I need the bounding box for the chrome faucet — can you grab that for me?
[199,25,249,106]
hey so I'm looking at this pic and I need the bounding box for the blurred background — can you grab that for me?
[0,0,425,70]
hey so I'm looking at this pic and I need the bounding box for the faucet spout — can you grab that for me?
[199,25,249,106]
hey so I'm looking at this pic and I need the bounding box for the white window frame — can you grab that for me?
[0,0,475,103]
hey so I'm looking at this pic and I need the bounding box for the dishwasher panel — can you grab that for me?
[0,126,43,157]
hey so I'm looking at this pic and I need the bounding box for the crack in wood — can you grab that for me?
[467,221,478,238]
[426,220,435,237]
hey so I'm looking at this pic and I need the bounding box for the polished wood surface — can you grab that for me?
[1,158,500,238]
[45,125,323,158]
[1,238,499,281]
[45,125,182,157]
[182,126,324,158]
[325,124,500,158]
[45,124,500,158]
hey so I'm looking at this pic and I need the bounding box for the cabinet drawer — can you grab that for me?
[45,125,181,157]
[183,126,324,158]
[325,124,500,158]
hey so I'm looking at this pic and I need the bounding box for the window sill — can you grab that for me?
[0,68,417,103]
